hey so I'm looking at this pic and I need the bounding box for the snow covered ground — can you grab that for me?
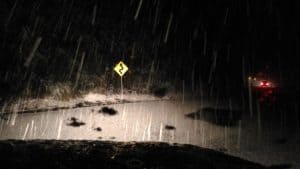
[1,92,171,114]
[0,94,299,169]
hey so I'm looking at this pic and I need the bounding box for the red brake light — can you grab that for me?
[260,82,264,86]
[258,80,272,88]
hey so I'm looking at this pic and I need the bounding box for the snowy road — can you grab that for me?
[0,99,299,168]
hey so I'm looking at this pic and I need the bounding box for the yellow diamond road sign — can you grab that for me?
[114,61,128,77]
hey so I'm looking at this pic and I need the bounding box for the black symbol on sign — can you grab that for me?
[119,63,124,75]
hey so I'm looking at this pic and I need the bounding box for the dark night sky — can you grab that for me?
[0,0,299,93]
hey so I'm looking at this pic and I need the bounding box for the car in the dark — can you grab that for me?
[247,72,278,102]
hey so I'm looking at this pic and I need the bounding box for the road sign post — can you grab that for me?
[120,76,123,100]
[114,61,128,100]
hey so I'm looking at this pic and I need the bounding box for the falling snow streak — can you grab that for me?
[73,52,85,89]
[237,120,242,150]
[69,36,82,79]
[223,8,229,25]
[203,31,207,56]
[134,0,143,20]
[146,61,155,90]
[248,80,253,118]
[164,13,173,43]
[295,104,299,129]
[152,0,160,34]
[147,111,153,141]
[208,50,218,84]
[92,4,97,26]
[63,22,72,41]
[224,126,228,150]
[159,122,163,141]
[5,0,18,27]
[182,80,185,104]
[256,101,261,140]
[32,16,40,37]
[24,37,42,67]
[57,118,63,139]
[22,123,29,140]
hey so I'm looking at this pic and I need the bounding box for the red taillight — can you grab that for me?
[260,82,264,86]
[259,80,271,87]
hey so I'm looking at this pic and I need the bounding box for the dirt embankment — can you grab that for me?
[0,140,287,169]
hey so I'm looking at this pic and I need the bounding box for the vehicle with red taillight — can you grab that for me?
[248,74,277,102]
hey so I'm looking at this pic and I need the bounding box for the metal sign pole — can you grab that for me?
[121,76,123,101]
[114,61,128,101]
